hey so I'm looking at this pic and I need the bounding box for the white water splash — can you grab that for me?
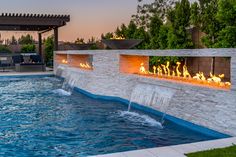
[118,111,163,128]
[53,89,71,96]
[53,68,78,96]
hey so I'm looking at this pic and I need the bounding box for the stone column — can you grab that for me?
[231,56,236,91]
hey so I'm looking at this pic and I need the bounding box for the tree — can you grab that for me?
[158,25,169,49]
[0,45,12,53]
[167,0,193,49]
[115,24,128,38]
[149,14,163,49]
[114,21,149,49]
[18,34,34,45]
[132,0,175,28]
[214,0,236,47]
[75,38,85,44]
[190,2,200,27]
[10,36,17,45]
[101,32,113,39]
[21,44,36,53]
[126,21,138,39]
[87,36,97,43]
[44,36,54,65]
[214,26,236,48]
[199,0,221,47]
[217,0,236,26]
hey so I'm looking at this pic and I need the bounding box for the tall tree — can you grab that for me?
[18,34,34,45]
[115,24,128,38]
[149,14,163,49]
[75,38,85,44]
[158,25,169,49]
[10,36,17,45]
[190,2,200,27]
[44,36,54,64]
[214,0,236,47]
[167,0,193,49]
[199,0,221,47]
[132,0,175,28]
[101,32,113,39]
[126,21,138,39]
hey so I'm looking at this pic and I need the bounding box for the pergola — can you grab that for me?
[0,13,70,55]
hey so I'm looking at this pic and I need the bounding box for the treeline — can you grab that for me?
[102,0,236,49]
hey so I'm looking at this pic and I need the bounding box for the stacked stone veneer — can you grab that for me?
[54,49,236,136]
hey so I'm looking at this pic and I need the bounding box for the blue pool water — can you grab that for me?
[0,76,221,156]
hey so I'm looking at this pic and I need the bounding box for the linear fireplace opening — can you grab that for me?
[120,55,231,90]
[55,54,68,65]
[68,54,93,70]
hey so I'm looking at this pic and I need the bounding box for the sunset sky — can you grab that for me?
[0,0,139,42]
[0,0,195,42]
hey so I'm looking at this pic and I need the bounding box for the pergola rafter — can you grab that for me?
[0,13,70,55]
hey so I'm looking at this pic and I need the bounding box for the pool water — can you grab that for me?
[0,76,217,156]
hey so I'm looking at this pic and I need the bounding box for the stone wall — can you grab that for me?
[54,49,236,136]
[186,57,230,81]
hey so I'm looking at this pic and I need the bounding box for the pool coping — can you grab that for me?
[90,137,236,157]
[0,72,54,78]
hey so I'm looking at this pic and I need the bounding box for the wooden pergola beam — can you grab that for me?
[0,13,70,55]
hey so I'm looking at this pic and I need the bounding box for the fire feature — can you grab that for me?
[110,35,125,40]
[101,38,143,49]
[139,62,231,90]
[79,62,92,70]
[68,54,93,71]
[62,59,68,64]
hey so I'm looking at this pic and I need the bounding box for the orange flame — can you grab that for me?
[79,62,92,69]
[62,59,68,64]
[140,63,147,74]
[139,61,231,90]
[110,35,125,40]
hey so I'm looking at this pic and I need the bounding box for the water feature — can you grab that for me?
[127,83,175,125]
[54,69,77,96]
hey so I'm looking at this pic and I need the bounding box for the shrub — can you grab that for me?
[21,44,36,53]
[0,45,12,53]
[44,37,54,66]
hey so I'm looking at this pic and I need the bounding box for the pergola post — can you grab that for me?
[54,27,59,51]
[38,33,42,56]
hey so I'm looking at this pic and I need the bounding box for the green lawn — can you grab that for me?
[187,145,236,157]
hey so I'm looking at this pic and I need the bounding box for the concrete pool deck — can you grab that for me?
[91,137,236,157]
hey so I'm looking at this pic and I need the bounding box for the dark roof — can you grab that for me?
[0,13,70,31]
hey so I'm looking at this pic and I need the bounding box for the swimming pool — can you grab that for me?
[0,76,226,156]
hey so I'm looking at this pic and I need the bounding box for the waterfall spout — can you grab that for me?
[128,83,176,125]
[53,68,77,96]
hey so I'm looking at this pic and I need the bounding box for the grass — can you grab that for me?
[187,145,236,157]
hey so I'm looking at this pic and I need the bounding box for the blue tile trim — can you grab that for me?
[74,87,231,139]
